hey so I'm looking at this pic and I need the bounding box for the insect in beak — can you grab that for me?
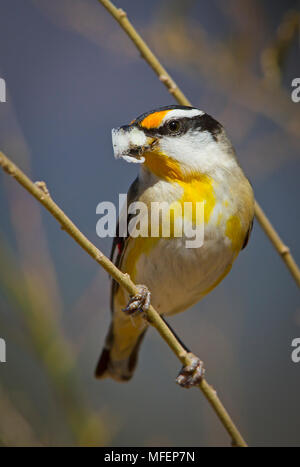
[112,125,158,163]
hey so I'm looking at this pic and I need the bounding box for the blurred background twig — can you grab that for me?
[0,227,109,446]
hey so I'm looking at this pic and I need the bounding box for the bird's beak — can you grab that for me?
[112,125,157,163]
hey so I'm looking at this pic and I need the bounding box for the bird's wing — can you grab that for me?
[110,176,139,313]
[241,218,254,250]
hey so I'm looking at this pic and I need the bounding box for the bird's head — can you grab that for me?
[112,105,237,180]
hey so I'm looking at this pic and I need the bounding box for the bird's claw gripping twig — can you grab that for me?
[176,353,205,388]
[123,284,151,316]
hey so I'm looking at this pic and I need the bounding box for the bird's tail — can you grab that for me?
[95,322,147,382]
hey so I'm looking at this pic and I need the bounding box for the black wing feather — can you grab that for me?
[110,177,139,313]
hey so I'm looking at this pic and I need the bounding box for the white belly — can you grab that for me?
[125,227,235,316]
[115,172,253,317]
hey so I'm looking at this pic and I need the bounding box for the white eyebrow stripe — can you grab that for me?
[161,108,204,125]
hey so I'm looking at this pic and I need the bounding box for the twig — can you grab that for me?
[0,150,247,447]
[98,0,300,288]
[98,0,190,106]
[254,201,300,285]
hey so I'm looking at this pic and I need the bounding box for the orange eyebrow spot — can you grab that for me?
[140,110,169,129]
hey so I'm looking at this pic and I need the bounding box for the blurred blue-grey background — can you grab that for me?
[0,0,299,446]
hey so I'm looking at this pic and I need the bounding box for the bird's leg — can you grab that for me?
[124,296,205,387]
[176,353,205,388]
[123,284,151,316]
[161,317,205,388]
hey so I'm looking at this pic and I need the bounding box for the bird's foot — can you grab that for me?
[123,284,151,317]
[176,353,205,388]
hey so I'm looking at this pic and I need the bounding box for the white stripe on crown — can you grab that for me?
[161,108,204,125]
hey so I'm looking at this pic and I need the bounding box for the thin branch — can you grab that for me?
[98,0,300,288]
[0,150,247,447]
[98,0,190,106]
[254,201,300,285]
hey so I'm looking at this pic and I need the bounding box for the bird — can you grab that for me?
[95,105,254,388]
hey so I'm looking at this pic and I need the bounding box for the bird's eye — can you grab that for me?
[167,120,181,133]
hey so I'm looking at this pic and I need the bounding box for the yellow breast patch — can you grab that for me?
[144,150,216,224]
[177,176,216,224]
